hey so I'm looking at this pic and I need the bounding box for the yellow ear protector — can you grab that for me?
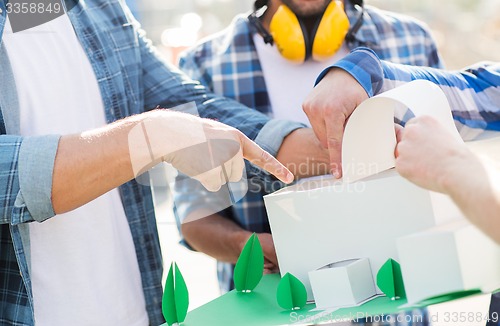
[248,0,364,63]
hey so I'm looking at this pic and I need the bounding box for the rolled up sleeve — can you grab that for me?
[18,135,60,222]
[254,119,305,157]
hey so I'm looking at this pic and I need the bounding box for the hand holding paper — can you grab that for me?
[341,80,462,183]
[265,80,464,301]
[395,115,469,193]
[304,67,462,181]
[302,68,368,178]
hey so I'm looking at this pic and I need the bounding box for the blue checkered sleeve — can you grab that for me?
[320,47,500,138]
[0,137,23,224]
[0,135,60,225]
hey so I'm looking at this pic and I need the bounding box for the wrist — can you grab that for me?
[316,47,384,97]
[439,146,475,194]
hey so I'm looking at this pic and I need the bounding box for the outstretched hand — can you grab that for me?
[130,111,294,192]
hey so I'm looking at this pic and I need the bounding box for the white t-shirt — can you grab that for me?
[3,15,148,326]
[253,34,349,126]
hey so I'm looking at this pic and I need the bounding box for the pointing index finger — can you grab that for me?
[240,135,294,184]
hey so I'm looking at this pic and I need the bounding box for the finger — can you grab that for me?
[240,135,294,184]
[265,249,278,266]
[313,120,328,149]
[405,117,419,126]
[303,107,328,149]
[264,256,276,266]
[325,114,346,178]
[394,124,404,158]
[227,148,244,183]
[395,124,404,143]
[196,166,225,192]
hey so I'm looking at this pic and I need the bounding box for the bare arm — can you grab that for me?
[445,154,500,244]
[52,110,293,214]
[396,116,500,243]
[276,128,331,179]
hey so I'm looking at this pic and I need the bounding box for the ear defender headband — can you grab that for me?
[249,0,364,63]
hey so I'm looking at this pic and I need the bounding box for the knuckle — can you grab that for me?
[302,100,314,113]
[260,149,271,163]
[326,136,342,149]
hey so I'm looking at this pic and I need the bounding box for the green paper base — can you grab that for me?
[180,274,412,326]
[160,275,495,326]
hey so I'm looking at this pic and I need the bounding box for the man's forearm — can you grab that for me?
[52,109,293,214]
[52,111,168,214]
[276,128,330,178]
[443,154,500,244]
[181,213,251,263]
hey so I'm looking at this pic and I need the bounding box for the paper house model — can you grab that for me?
[264,169,437,300]
[263,81,464,302]
[309,258,377,309]
[397,220,500,304]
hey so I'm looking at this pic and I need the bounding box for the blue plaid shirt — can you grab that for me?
[0,0,303,324]
[319,47,500,136]
[175,2,445,294]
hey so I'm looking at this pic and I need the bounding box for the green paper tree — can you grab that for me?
[162,262,189,325]
[376,258,406,300]
[276,273,307,310]
[233,233,264,292]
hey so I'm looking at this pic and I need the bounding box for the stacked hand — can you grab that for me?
[129,110,294,191]
[302,68,368,178]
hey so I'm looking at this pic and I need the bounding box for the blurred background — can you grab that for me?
[140,0,500,312]
[131,0,500,68]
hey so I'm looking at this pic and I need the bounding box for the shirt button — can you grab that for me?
[0,8,3,14]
